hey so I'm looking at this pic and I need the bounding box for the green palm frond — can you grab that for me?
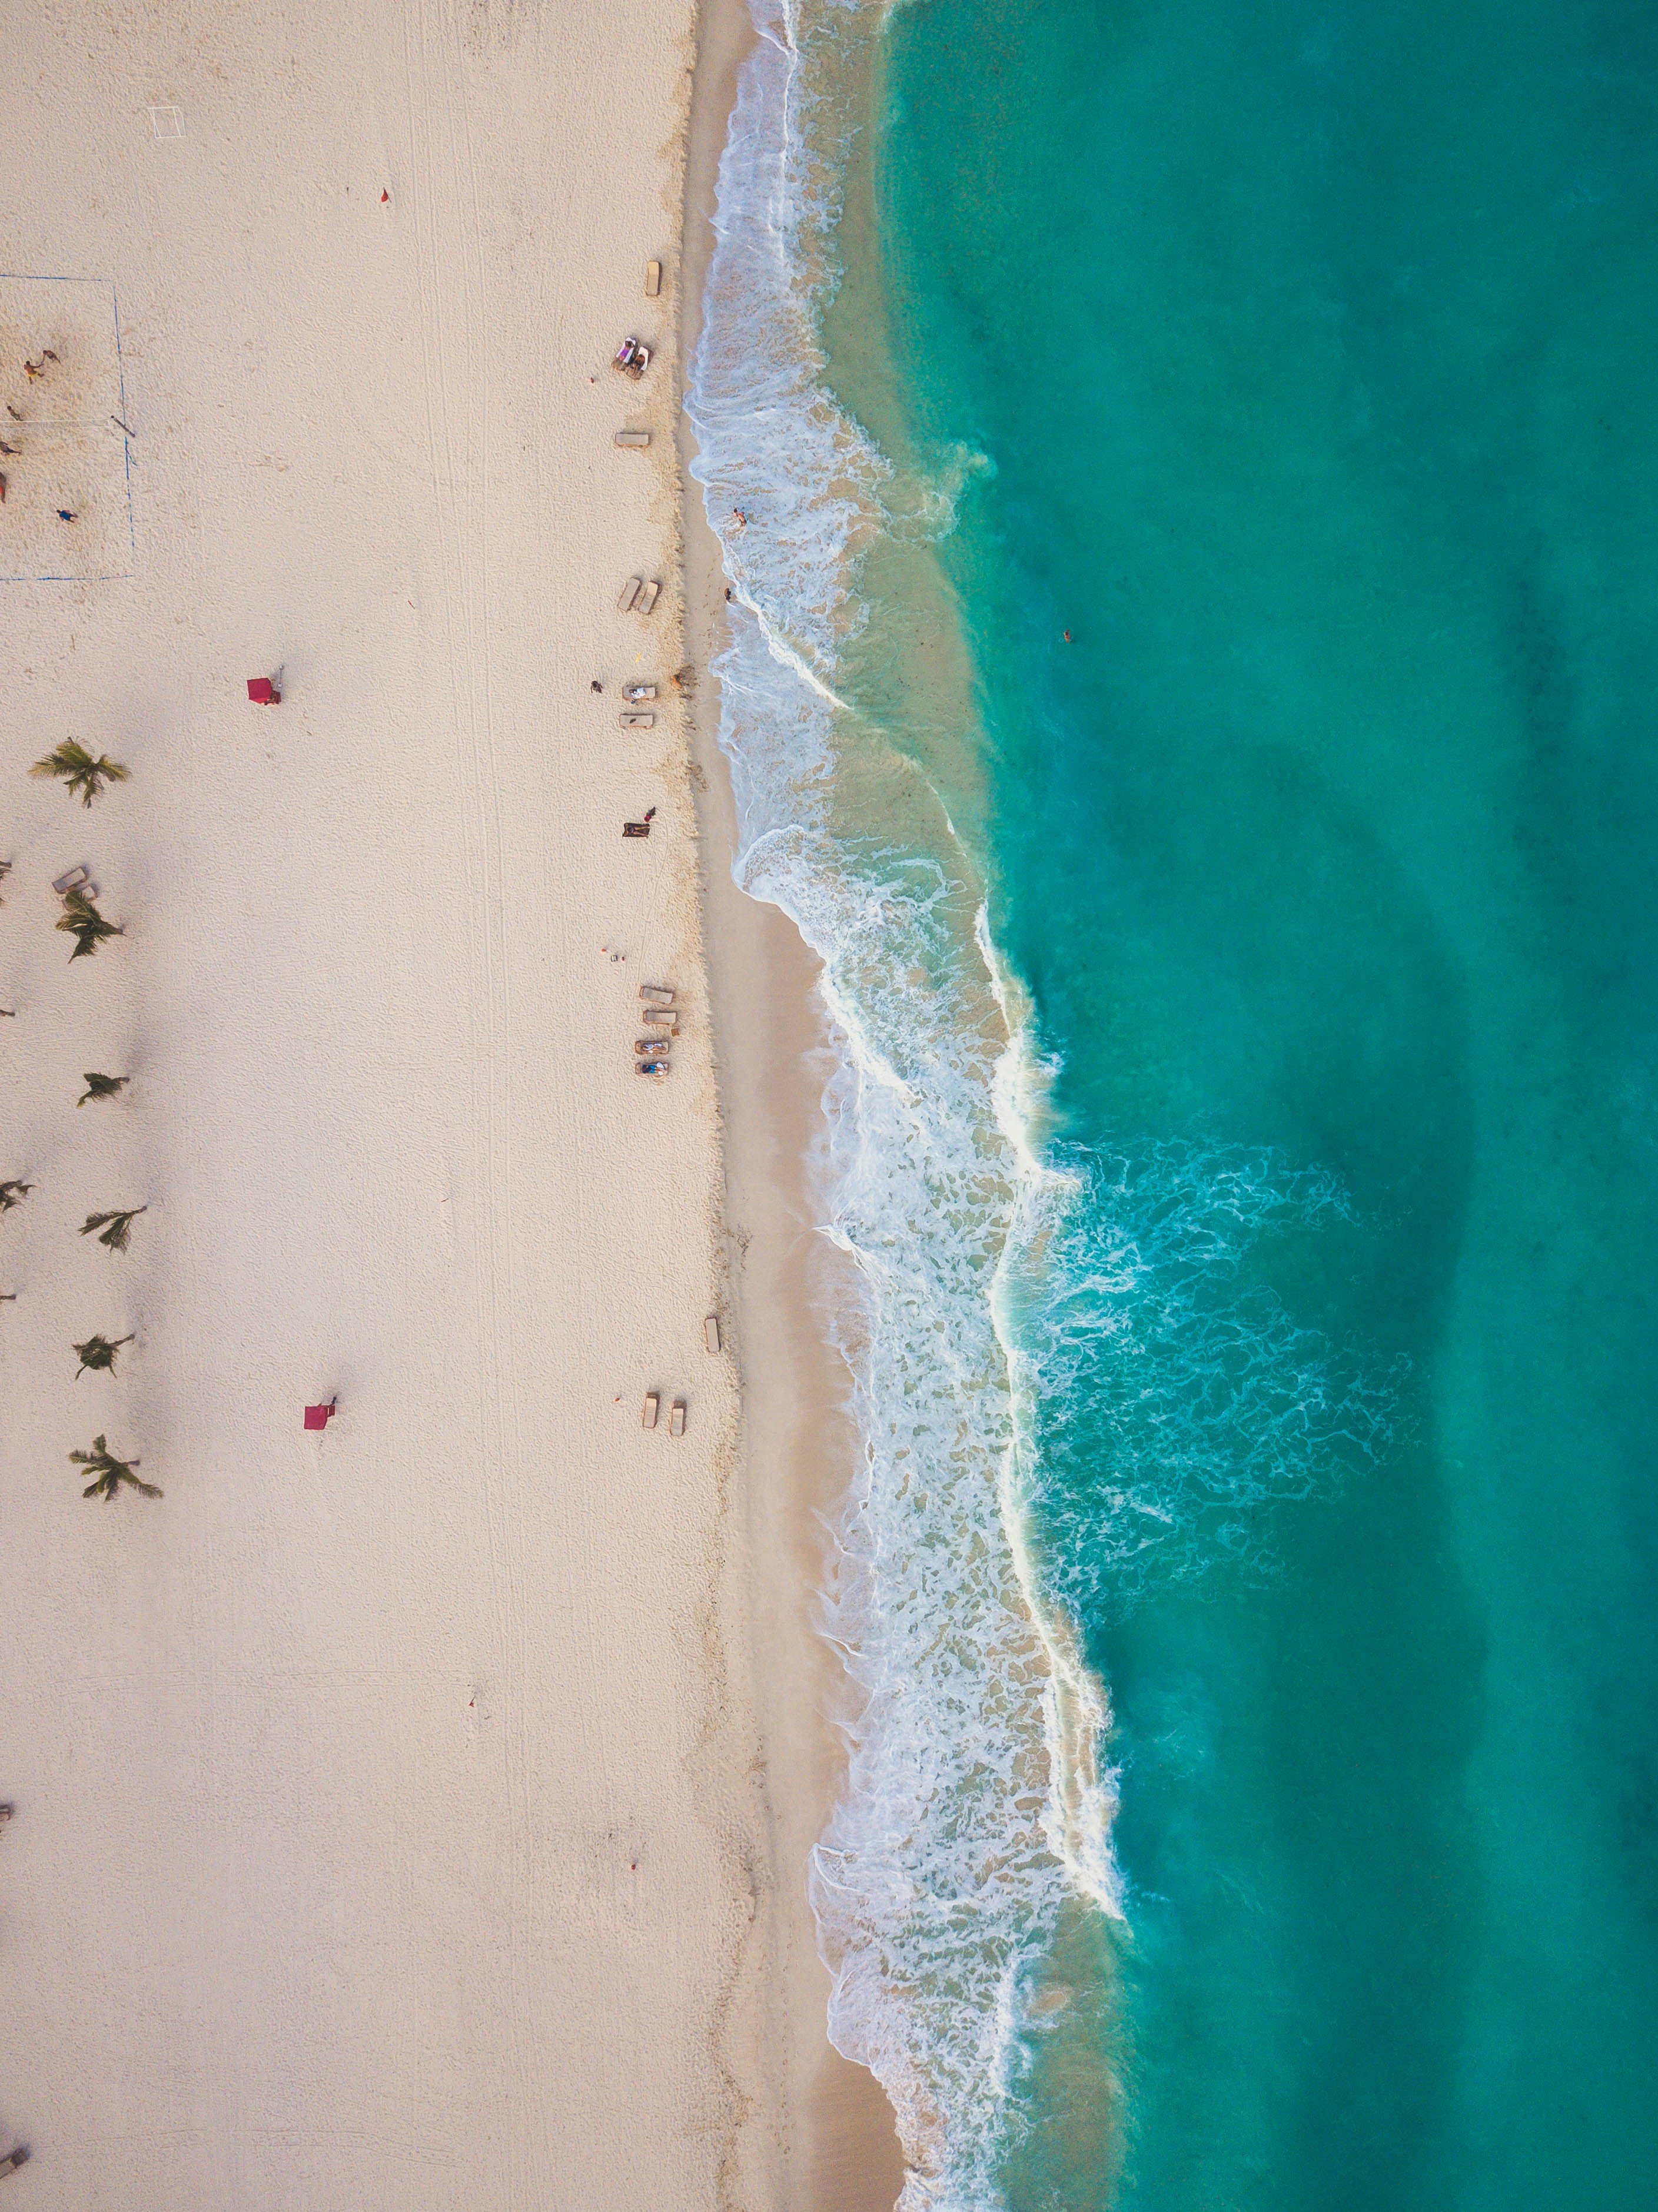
[31,739,131,807]
[69,1433,160,1502]
[79,1206,145,1252]
[57,888,123,961]
[77,1072,129,1107]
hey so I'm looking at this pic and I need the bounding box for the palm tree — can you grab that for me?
[57,888,123,961]
[31,739,131,807]
[77,1072,129,1106]
[80,1206,145,1252]
[0,1180,33,1213]
[69,1434,160,1502]
[74,1332,134,1377]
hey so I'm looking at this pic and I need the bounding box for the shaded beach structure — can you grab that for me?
[669,1398,686,1438]
[642,1390,659,1430]
[303,1395,339,1432]
[247,675,281,704]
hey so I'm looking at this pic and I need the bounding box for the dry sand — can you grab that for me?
[0,2,767,2205]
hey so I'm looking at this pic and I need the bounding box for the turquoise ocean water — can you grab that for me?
[691,1,1658,2204]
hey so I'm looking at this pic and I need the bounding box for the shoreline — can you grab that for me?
[679,2,908,2205]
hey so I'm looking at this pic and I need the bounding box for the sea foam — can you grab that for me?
[687,4,1116,2204]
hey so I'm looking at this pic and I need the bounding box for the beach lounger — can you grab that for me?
[646,260,662,298]
[614,429,651,448]
[636,580,661,615]
[617,576,644,613]
[620,712,656,730]
[636,1059,669,1077]
[623,821,652,838]
[1,2148,28,2176]
[639,985,675,1005]
[52,865,90,895]
[705,1315,721,1354]
[623,683,657,701]
[635,1037,674,1056]
[640,1016,677,1035]
[643,1391,659,1430]
[669,1397,687,1437]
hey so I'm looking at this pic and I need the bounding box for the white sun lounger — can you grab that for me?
[617,576,643,612]
[639,984,675,1005]
[705,1315,721,1354]
[636,580,661,615]
[620,712,656,730]
[614,429,651,449]
[646,260,662,298]
[52,865,91,895]
[642,1391,659,1430]
[623,684,657,701]
[669,1398,686,1438]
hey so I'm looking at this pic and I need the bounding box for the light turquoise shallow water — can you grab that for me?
[852,0,1658,2202]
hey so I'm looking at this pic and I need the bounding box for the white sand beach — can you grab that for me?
[0,2,833,2203]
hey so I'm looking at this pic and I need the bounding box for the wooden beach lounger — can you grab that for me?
[639,985,675,1005]
[614,429,651,448]
[619,712,656,730]
[623,684,657,701]
[635,1037,674,1055]
[617,576,644,613]
[52,865,91,895]
[643,1391,659,1430]
[669,1397,687,1438]
[646,259,662,298]
[636,580,661,615]
[705,1315,721,1354]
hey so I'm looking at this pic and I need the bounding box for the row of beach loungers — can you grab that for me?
[636,982,676,1078]
[620,260,693,1445]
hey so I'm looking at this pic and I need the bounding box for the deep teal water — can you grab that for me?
[869,0,1658,2201]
